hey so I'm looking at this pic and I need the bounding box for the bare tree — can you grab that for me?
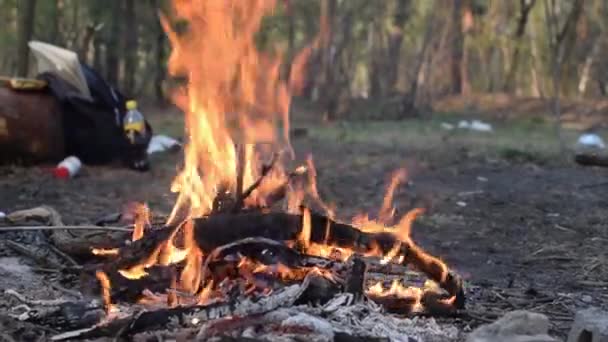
[123,0,138,96]
[544,0,585,151]
[16,0,37,77]
[503,0,537,92]
[450,0,471,95]
[105,1,122,86]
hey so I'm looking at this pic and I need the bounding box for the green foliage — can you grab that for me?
[0,0,605,103]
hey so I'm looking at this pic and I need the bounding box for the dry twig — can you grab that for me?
[4,289,72,307]
[0,226,132,233]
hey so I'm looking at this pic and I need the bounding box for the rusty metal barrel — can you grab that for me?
[0,87,65,164]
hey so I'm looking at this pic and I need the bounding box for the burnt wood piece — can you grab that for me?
[294,274,341,305]
[345,256,366,298]
[81,264,176,303]
[108,211,464,308]
[367,290,458,317]
[52,274,314,341]
[27,300,105,331]
[575,153,608,167]
[192,212,464,306]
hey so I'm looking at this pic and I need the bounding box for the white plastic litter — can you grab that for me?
[470,120,493,132]
[441,122,455,130]
[54,156,82,179]
[0,211,5,220]
[457,120,493,132]
[458,120,470,129]
[577,133,605,149]
[147,135,182,154]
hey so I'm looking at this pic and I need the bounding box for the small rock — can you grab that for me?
[581,295,593,303]
[467,310,558,342]
[567,307,608,342]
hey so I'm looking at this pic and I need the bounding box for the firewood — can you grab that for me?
[51,273,316,341]
[108,211,464,307]
[575,153,608,167]
[344,256,366,298]
[192,211,464,305]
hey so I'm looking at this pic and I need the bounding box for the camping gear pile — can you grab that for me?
[0,41,152,171]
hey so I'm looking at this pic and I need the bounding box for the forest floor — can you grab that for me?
[1,104,607,340]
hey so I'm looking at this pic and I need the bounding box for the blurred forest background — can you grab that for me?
[0,0,605,121]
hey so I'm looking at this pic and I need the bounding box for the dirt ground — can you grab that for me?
[1,112,607,339]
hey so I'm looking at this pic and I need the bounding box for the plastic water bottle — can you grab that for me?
[123,100,146,143]
[54,156,82,179]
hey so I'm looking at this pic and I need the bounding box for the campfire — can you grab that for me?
[26,1,465,340]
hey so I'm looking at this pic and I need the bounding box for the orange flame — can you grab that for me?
[366,279,424,312]
[95,270,112,313]
[298,207,311,249]
[132,202,150,241]
[378,169,407,224]
[162,0,317,224]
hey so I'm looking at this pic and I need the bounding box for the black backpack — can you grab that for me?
[39,64,151,171]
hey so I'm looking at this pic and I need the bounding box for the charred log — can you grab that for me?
[108,211,464,307]
[345,256,366,298]
[575,153,608,167]
[52,273,315,341]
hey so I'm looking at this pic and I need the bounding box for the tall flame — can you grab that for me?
[162,0,311,224]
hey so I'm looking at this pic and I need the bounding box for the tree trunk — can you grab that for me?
[16,0,37,77]
[317,0,337,120]
[106,1,122,87]
[450,0,464,94]
[385,0,410,93]
[407,9,435,111]
[123,0,138,97]
[577,37,601,97]
[285,0,296,81]
[48,0,60,45]
[368,22,384,98]
[503,0,536,92]
[544,0,585,153]
[154,21,166,103]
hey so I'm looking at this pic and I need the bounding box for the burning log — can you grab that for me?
[107,210,464,309]
[575,152,608,167]
[191,211,464,306]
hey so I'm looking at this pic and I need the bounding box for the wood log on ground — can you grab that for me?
[575,153,608,167]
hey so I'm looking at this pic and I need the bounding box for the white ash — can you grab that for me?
[198,294,460,341]
[311,296,461,342]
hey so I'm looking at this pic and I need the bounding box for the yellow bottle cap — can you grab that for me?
[126,100,137,110]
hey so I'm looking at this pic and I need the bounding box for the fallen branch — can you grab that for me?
[0,226,132,233]
[5,240,73,270]
[5,289,72,307]
[575,153,608,167]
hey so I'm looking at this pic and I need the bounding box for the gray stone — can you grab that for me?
[467,310,559,342]
[567,307,608,342]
